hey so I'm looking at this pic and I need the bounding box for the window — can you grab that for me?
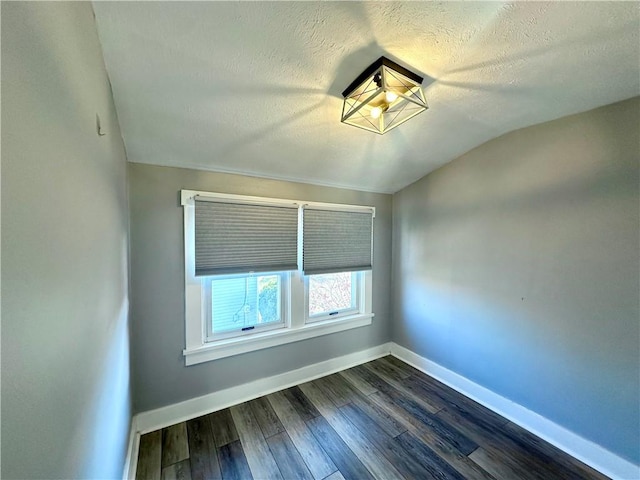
[306,272,360,322]
[204,272,287,340]
[181,190,374,365]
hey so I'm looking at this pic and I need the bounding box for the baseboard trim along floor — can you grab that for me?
[389,343,639,480]
[124,343,391,479]
[123,342,638,480]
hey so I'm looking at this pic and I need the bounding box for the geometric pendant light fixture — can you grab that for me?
[341,56,428,134]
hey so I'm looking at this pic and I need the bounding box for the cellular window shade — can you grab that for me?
[195,199,298,276]
[302,208,373,275]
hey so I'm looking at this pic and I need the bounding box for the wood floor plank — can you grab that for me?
[136,357,609,480]
[366,391,496,480]
[218,440,253,480]
[469,446,543,480]
[383,355,423,376]
[349,390,407,438]
[249,396,285,438]
[161,423,190,468]
[495,420,600,480]
[282,386,321,421]
[338,368,377,396]
[340,402,445,480]
[407,372,509,430]
[267,431,315,480]
[306,416,374,480]
[208,409,239,448]
[362,361,443,413]
[314,374,357,407]
[396,374,451,412]
[267,390,337,480]
[300,380,405,480]
[322,472,346,480]
[395,431,467,480]
[186,416,221,480]
[347,364,397,394]
[330,372,406,437]
[373,356,412,379]
[136,431,162,480]
[502,421,609,480]
[161,459,192,480]
[372,378,479,456]
[230,402,283,479]
[394,391,477,455]
[437,406,576,480]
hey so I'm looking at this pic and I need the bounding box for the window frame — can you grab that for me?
[181,190,374,366]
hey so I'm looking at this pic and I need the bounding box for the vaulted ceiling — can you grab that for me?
[93,2,639,193]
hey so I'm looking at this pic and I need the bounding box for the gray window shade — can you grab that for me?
[195,199,298,276]
[302,208,373,275]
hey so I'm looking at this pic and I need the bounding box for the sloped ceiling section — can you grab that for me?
[93,2,639,193]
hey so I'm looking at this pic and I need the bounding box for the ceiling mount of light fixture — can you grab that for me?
[341,56,428,135]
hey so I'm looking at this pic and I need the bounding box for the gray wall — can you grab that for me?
[2,3,131,478]
[128,163,392,412]
[392,97,640,463]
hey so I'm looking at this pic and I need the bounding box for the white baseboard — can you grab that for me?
[390,342,640,480]
[121,342,392,478]
[122,341,638,480]
[122,416,139,480]
[135,342,391,434]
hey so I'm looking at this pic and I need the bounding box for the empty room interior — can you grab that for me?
[2,2,640,479]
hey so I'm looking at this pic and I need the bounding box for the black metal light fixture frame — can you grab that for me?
[341,56,428,134]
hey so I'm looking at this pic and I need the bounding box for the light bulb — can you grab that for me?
[385,91,398,103]
[370,106,382,119]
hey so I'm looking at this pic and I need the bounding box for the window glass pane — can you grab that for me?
[211,274,281,334]
[309,272,356,316]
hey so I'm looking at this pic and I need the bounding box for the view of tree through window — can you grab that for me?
[258,276,279,322]
[309,272,355,316]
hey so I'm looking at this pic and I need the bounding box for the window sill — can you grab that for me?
[183,313,374,365]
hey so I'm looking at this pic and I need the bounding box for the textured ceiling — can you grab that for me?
[93,1,639,193]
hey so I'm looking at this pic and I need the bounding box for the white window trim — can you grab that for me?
[181,189,374,366]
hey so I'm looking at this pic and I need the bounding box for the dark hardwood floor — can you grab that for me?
[135,356,609,480]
